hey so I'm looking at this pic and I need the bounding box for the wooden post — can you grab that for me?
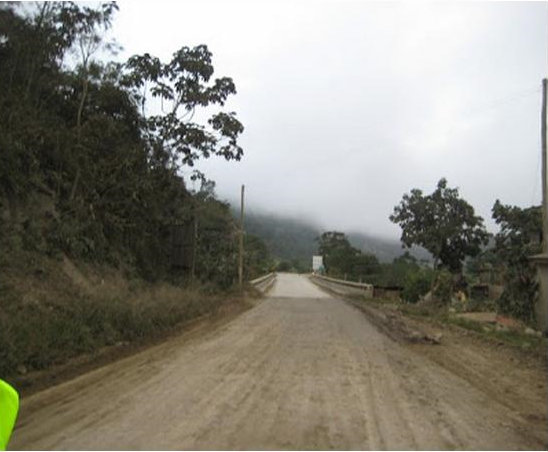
[238,185,245,290]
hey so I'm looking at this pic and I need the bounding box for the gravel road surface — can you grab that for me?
[10,273,546,450]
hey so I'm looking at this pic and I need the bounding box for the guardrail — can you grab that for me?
[249,272,277,293]
[309,274,374,298]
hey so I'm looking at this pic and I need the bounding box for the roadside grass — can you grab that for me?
[442,314,546,353]
[346,293,546,357]
[398,299,546,356]
[0,252,244,382]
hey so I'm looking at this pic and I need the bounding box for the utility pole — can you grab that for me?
[531,78,548,334]
[238,184,245,290]
[541,78,547,255]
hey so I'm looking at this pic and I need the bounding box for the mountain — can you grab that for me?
[347,232,432,264]
[242,211,321,263]
[235,208,431,265]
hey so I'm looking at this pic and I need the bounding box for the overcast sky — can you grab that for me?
[113,0,547,239]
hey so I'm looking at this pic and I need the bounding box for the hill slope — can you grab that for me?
[347,232,432,264]
[243,211,321,263]
[237,209,431,265]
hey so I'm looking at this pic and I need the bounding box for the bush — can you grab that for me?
[492,201,541,325]
[496,277,538,325]
[432,270,453,303]
[402,268,434,303]
[0,277,232,378]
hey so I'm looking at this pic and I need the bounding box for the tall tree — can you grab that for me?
[390,178,489,272]
[492,200,542,323]
[121,45,244,170]
[317,231,379,280]
[0,2,246,287]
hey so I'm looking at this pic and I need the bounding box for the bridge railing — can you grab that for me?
[309,274,374,298]
[249,272,276,293]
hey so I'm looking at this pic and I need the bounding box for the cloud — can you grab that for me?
[113,0,547,238]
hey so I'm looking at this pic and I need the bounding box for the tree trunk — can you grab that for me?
[70,76,89,201]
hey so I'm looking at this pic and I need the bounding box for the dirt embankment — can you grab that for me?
[10,274,547,450]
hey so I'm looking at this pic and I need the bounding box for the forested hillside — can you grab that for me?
[243,211,321,265]
[0,2,270,381]
[238,208,431,267]
[346,232,432,264]
[0,2,271,284]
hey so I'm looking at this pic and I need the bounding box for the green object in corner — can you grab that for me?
[0,379,19,451]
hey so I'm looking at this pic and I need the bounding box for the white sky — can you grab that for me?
[112,0,547,238]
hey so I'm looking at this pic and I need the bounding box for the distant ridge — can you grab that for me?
[235,208,432,264]
[241,210,321,262]
[346,232,432,264]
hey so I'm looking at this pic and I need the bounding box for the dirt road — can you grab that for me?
[10,274,547,450]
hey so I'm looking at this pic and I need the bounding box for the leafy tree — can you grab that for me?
[370,252,422,287]
[317,231,358,278]
[390,178,489,273]
[194,196,238,289]
[317,231,379,280]
[0,2,119,204]
[244,234,272,279]
[464,247,502,285]
[492,200,542,323]
[401,268,435,303]
[121,45,243,169]
[0,2,246,288]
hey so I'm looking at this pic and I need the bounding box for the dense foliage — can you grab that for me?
[401,267,435,303]
[390,178,489,272]
[0,274,229,378]
[242,211,320,270]
[0,2,267,285]
[369,252,419,285]
[492,200,542,323]
[316,231,380,280]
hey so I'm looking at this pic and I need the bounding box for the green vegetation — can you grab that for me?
[491,200,542,324]
[316,231,380,280]
[0,252,243,379]
[396,301,546,355]
[0,2,258,282]
[401,268,435,303]
[0,2,271,380]
[346,232,432,265]
[241,210,431,270]
[368,252,421,284]
[244,234,274,279]
[314,232,434,304]
[242,211,320,270]
[390,178,490,272]
[310,180,541,324]
[388,180,542,324]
